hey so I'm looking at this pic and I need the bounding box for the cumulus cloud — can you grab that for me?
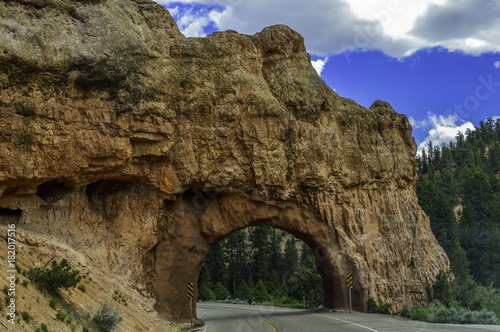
[155,0,500,58]
[409,0,500,55]
[311,57,328,76]
[416,113,474,153]
[494,60,500,69]
[163,3,228,37]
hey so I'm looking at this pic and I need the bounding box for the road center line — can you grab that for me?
[258,317,281,332]
[314,314,380,332]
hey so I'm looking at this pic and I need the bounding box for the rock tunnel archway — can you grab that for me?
[0,0,451,326]
[152,190,365,321]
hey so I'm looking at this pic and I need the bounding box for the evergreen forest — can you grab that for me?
[198,226,323,308]
[416,117,500,319]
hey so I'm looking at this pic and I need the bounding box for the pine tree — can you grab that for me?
[250,226,272,282]
[214,282,230,301]
[252,279,270,302]
[225,230,249,295]
[288,246,323,307]
[282,238,298,282]
[203,241,228,288]
[265,269,285,299]
[269,229,284,275]
[199,282,215,301]
[235,280,252,301]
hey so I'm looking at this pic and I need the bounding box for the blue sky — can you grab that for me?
[155,0,500,151]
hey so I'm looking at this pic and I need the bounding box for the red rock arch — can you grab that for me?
[152,191,363,321]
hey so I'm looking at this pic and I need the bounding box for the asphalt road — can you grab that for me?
[197,303,500,332]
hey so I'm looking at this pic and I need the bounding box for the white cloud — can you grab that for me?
[177,12,209,37]
[416,113,474,153]
[409,116,429,129]
[155,0,500,58]
[164,4,228,37]
[311,57,328,76]
[208,7,232,27]
[410,0,500,55]
[494,60,500,69]
[168,6,179,16]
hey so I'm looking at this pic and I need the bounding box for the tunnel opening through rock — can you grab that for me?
[197,225,325,308]
[151,193,363,322]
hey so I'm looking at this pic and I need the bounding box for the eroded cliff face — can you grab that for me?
[0,0,448,322]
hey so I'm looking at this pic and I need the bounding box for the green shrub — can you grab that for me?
[21,279,29,288]
[272,296,304,308]
[27,259,81,293]
[433,270,454,306]
[377,302,393,314]
[414,308,429,321]
[469,284,500,319]
[251,280,270,303]
[401,304,415,319]
[78,284,86,293]
[367,297,393,314]
[21,311,32,323]
[4,296,12,307]
[35,323,49,332]
[413,300,499,324]
[49,298,57,310]
[56,309,67,322]
[93,301,122,331]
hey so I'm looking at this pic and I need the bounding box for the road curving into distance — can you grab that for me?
[197,303,500,332]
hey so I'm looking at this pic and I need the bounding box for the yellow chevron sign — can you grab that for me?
[347,273,353,289]
[188,282,194,299]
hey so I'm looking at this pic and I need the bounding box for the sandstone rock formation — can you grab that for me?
[0,0,449,322]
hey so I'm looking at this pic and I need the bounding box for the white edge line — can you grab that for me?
[314,314,380,332]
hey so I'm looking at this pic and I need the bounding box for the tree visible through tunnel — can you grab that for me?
[198,225,324,308]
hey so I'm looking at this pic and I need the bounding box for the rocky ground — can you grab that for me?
[0,225,187,331]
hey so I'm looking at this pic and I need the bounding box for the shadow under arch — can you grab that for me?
[152,190,366,321]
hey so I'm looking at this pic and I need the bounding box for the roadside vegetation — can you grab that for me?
[0,247,131,332]
[27,258,81,294]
